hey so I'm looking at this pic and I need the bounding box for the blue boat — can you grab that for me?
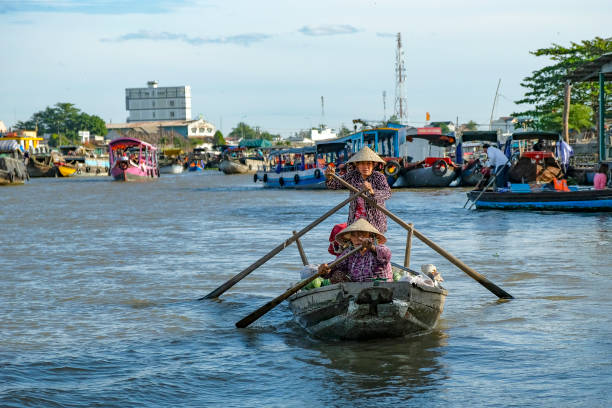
[466,184,612,212]
[254,147,327,189]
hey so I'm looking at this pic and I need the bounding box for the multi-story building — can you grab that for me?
[125,81,191,122]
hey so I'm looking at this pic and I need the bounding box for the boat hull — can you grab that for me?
[160,164,185,174]
[110,166,158,182]
[219,159,257,174]
[27,155,56,177]
[288,279,446,340]
[394,166,457,188]
[0,157,28,185]
[57,165,77,177]
[255,168,326,189]
[466,188,612,211]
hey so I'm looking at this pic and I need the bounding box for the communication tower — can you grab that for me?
[394,33,408,124]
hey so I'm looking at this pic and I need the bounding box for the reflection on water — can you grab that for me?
[304,331,448,398]
[0,173,611,407]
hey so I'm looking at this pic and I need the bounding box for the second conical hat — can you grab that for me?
[346,146,385,164]
[335,218,387,245]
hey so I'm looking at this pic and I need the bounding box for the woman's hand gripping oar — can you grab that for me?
[200,187,368,300]
[235,245,362,328]
[330,173,513,299]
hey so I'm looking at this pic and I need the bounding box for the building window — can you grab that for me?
[191,127,197,133]
[152,101,155,107]
[170,111,175,118]
[169,100,175,107]
[153,112,156,118]
[207,128,212,133]
[199,128,205,133]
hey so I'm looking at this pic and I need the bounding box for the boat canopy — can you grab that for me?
[461,131,499,143]
[269,146,317,157]
[0,140,21,152]
[511,131,560,141]
[239,139,272,148]
[316,142,347,153]
[109,137,157,150]
[406,133,456,147]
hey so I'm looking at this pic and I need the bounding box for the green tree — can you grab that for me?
[337,125,351,137]
[213,130,226,145]
[537,104,594,133]
[16,102,108,142]
[228,122,256,140]
[465,120,478,131]
[513,37,612,130]
[227,122,279,141]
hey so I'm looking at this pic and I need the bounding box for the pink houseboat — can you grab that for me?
[109,138,159,181]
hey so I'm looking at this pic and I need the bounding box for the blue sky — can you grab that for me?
[1,0,610,136]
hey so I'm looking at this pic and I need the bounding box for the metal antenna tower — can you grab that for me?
[382,90,387,121]
[394,33,407,124]
[321,96,325,125]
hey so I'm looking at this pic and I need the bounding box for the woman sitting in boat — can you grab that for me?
[594,163,609,190]
[318,218,392,283]
[324,146,391,233]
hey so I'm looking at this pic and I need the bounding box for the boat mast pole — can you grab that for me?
[489,79,501,130]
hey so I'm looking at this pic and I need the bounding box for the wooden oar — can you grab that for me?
[331,174,513,299]
[199,187,368,300]
[467,163,508,210]
[235,245,362,328]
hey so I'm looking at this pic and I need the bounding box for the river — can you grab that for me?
[1,172,610,407]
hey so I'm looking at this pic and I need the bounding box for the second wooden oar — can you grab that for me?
[331,174,513,299]
[199,187,368,300]
[235,245,362,328]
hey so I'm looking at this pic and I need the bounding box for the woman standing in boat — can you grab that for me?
[318,218,392,283]
[324,146,391,233]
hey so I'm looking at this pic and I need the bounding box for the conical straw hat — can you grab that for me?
[347,146,385,164]
[335,218,387,245]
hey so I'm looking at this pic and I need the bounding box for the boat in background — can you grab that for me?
[0,140,28,185]
[391,129,459,188]
[466,184,612,211]
[159,148,185,174]
[56,162,77,177]
[254,146,327,189]
[219,147,263,174]
[109,138,159,182]
[455,130,500,186]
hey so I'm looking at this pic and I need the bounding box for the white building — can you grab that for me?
[125,81,191,122]
[287,126,337,145]
[490,116,517,135]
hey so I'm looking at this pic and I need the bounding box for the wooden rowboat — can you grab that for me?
[288,264,447,340]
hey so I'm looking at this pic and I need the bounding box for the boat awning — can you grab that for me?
[461,131,499,143]
[511,131,560,141]
[239,139,272,148]
[317,142,347,153]
[269,146,317,156]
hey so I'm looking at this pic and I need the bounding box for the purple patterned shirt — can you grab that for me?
[330,245,392,282]
[326,169,391,233]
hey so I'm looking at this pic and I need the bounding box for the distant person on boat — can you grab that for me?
[483,144,510,189]
[318,218,392,283]
[532,139,544,151]
[594,163,609,190]
[324,146,391,233]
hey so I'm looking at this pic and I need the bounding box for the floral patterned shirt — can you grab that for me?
[326,169,391,233]
[329,245,392,282]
